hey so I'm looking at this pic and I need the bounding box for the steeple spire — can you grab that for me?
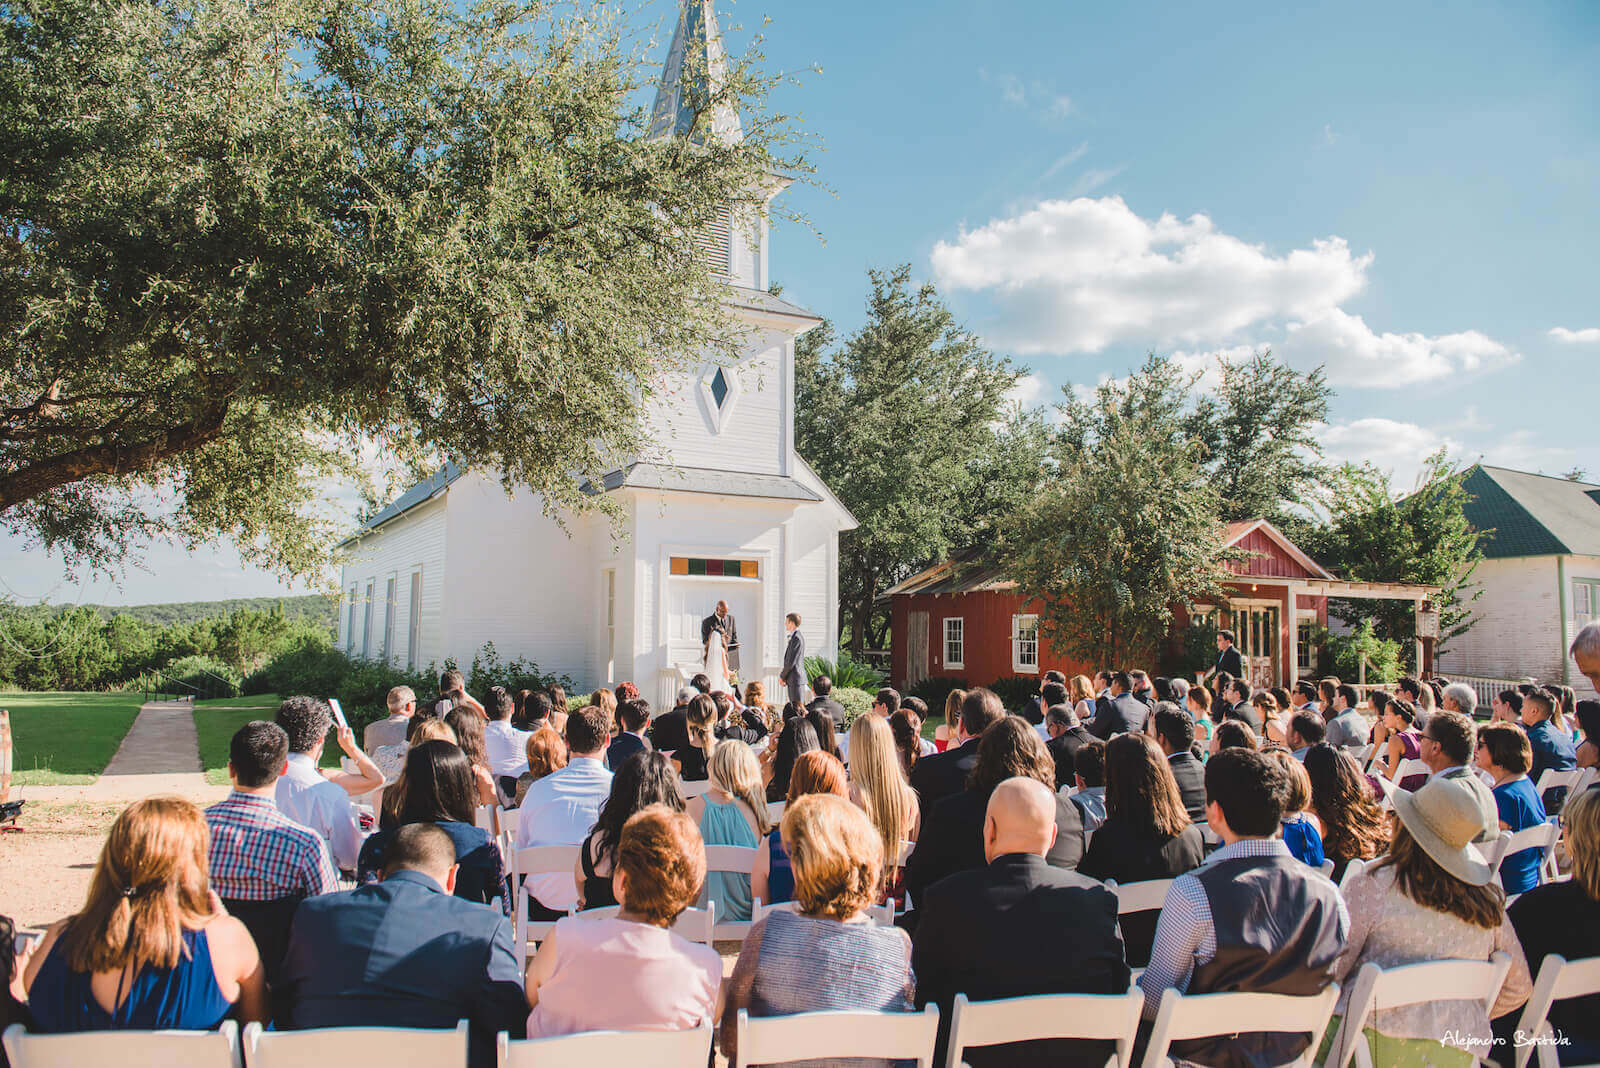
[647,0,743,144]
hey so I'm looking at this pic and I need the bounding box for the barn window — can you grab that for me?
[944,617,964,669]
[1012,614,1039,673]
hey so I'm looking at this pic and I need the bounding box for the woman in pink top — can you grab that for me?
[525,805,723,1038]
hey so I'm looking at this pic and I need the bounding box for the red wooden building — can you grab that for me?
[884,519,1438,692]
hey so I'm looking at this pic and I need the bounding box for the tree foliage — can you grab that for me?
[1,0,803,578]
[1289,450,1484,666]
[1003,356,1231,667]
[794,266,1041,654]
[1184,350,1332,523]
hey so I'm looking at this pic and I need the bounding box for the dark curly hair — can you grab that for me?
[275,695,332,754]
[967,715,1054,795]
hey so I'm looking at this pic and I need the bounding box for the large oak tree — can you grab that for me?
[1,0,804,576]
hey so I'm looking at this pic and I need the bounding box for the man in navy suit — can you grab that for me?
[1207,629,1244,684]
[1087,671,1148,740]
[278,823,526,1067]
[606,698,651,769]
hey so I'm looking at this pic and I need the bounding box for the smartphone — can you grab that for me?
[328,698,349,730]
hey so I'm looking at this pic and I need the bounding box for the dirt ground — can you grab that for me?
[0,802,124,933]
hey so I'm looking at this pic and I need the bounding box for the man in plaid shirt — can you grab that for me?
[206,721,339,901]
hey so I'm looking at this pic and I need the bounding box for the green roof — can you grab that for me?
[1460,465,1600,558]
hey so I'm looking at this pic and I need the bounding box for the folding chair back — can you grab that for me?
[1513,954,1600,1068]
[733,1007,940,1068]
[496,1023,712,1068]
[1106,878,1174,916]
[4,1021,241,1068]
[513,844,584,969]
[1328,954,1510,1068]
[944,990,1143,1068]
[1140,985,1340,1068]
[244,1020,468,1068]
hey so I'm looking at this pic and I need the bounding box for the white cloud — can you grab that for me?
[1323,124,1338,145]
[1038,143,1090,183]
[1319,418,1461,489]
[1281,309,1520,387]
[1005,372,1052,410]
[931,195,1371,354]
[1550,326,1600,344]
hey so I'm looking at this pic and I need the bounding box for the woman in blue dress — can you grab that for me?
[1267,750,1326,868]
[23,797,266,1032]
[1477,720,1549,894]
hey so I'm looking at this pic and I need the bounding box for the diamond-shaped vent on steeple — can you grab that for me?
[710,368,730,409]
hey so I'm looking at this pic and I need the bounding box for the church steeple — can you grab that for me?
[647,0,743,144]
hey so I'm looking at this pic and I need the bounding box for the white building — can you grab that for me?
[1436,464,1600,698]
[335,1,856,707]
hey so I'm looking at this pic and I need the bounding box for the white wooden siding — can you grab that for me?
[641,330,789,475]
[1437,553,1599,696]
[339,497,447,670]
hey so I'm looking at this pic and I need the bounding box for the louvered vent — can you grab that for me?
[694,206,732,276]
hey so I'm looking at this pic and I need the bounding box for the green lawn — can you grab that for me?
[1,691,144,785]
[192,695,339,785]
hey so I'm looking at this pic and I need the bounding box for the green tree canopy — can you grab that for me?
[795,265,1041,654]
[1002,355,1230,667]
[1,0,802,577]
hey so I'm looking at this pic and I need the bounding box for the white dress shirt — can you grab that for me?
[514,756,613,911]
[484,719,532,778]
[275,752,367,871]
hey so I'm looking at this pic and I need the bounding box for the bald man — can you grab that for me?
[912,777,1129,1068]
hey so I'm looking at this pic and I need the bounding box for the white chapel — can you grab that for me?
[335,0,856,708]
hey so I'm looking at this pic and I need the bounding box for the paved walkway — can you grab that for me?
[23,700,226,803]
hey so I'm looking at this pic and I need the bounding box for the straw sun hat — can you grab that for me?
[1380,773,1497,886]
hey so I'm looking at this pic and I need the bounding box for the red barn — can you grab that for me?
[884,519,1437,692]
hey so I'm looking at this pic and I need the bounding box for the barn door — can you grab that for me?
[907,611,930,689]
[1232,603,1280,689]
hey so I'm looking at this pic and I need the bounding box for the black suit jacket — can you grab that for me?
[805,695,847,724]
[701,611,739,651]
[1075,821,1205,966]
[912,853,1129,1068]
[1166,750,1207,821]
[280,871,526,1068]
[1089,693,1148,740]
[909,737,980,811]
[1214,645,1244,679]
[781,629,805,682]
[606,731,647,770]
[1046,726,1094,790]
[648,707,689,753]
[1221,701,1263,733]
[904,786,1083,908]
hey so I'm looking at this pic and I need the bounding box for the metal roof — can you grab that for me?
[878,551,1018,599]
[647,0,743,145]
[340,463,462,545]
[1460,465,1600,558]
[724,286,823,324]
[581,462,823,502]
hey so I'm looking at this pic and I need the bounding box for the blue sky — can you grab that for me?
[5,0,1597,605]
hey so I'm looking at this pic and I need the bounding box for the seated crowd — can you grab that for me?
[7,623,1600,1068]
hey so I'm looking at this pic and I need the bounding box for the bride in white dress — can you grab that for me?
[704,621,730,694]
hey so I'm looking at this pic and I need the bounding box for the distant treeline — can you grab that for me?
[0,597,337,694]
[75,595,336,629]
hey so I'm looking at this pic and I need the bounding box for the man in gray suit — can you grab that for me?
[780,612,807,706]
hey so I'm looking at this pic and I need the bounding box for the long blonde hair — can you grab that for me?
[687,694,718,760]
[60,797,213,973]
[709,740,771,835]
[848,714,918,869]
[942,688,966,730]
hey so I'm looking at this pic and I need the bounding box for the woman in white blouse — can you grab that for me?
[1328,773,1531,1066]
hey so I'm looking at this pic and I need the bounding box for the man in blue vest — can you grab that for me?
[1140,748,1348,1067]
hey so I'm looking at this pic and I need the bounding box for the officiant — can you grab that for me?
[702,601,740,673]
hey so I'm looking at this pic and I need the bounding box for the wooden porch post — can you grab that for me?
[1414,596,1426,678]
[1286,584,1301,688]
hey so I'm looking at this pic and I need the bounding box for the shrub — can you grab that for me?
[908,676,970,716]
[831,687,875,731]
[334,659,438,738]
[1313,620,1402,684]
[804,653,884,692]
[164,654,242,698]
[242,636,348,697]
[987,675,1043,715]
[464,642,574,698]
[1160,616,1219,680]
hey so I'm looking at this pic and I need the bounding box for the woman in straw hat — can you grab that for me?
[1324,774,1532,1065]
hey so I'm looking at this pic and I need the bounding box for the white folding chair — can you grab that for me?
[678,779,713,799]
[1514,953,1600,1068]
[567,902,716,945]
[1140,985,1340,1068]
[732,1006,941,1068]
[1195,822,1222,848]
[702,844,761,941]
[1351,744,1374,766]
[897,839,916,867]
[474,803,500,833]
[1339,857,1368,892]
[513,844,584,969]
[1536,768,1585,796]
[943,989,1143,1068]
[752,899,894,925]
[1392,757,1430,784]
[244,1021,467,1068]
[1317,858,1335,878]
[1105,878,1174,917]
[1483,822,1561,885]
[768,800,786,824]
[496,1022,712,1068]
[4,1020,241,1068]
[1327,953,1511,1068]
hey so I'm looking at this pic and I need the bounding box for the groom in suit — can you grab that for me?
[701,600,740,673]
[780,612,806,706]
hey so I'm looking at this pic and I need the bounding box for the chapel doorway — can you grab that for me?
[666,579,760,685]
